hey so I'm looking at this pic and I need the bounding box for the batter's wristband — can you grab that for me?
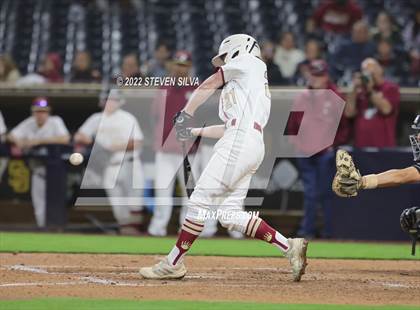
[362,174,378,189]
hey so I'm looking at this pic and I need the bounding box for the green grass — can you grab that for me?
[0,232,418,260]
[1,234,418,309]
[0,299,418,310]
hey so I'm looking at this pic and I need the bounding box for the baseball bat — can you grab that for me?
[182,141,194,198]
[181,124,204,198]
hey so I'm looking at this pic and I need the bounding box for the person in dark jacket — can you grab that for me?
[260,40,285,85]
[70,51,101,83]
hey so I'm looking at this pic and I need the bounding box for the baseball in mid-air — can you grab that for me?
[69,152,84,166]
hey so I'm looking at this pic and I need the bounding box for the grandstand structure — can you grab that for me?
[0,0,418,81]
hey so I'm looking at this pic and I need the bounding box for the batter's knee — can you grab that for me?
[184,203,209,223]
[218,210,251,233]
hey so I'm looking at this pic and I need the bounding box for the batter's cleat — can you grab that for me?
[139,258,187,280]
[285,238,308,282]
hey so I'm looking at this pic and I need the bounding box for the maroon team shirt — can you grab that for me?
[153,84,197,154]
[288,82,350,155]
[313,0,362,34]
[353,80,400,148]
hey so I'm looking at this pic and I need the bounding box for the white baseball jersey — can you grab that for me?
[219,54,271,128]
[78,109,143,162]
[11,115,69,139]
[0,111,6,135]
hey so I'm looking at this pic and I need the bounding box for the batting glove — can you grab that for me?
[173,111,194,141]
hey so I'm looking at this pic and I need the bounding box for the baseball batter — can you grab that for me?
[74,91,144,235]
[140,34,308,282]
[8,98,70,227]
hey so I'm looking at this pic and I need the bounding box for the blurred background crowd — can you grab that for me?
[0,0,418,86]
[0,0,419,240]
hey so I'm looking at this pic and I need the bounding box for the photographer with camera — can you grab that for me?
[344,58,400,147]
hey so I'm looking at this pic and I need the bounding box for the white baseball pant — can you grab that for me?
[185,126,264,233]
[31,166,46,227]
[104,157,144,226]
[195,143,244,238]
[148,151,200,236]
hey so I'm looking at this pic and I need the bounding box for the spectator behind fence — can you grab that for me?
[274,32,305,82]
[70,51,100,83]
[308,0,362,35]
[288,60,350,238]
[375,39,408,84]
[260,41,285,85]
[372,11,402,50]
[295,39,323,86]
[0,54,21,83]
[330,21,375,81]
[345,58,400,148]
[121,53,144,79]
[403,9,420,52]
[144,42,171,78]
[18,52,64,85]
[402,9,420,86]
[38,53,63,83]
[7,98,70,228]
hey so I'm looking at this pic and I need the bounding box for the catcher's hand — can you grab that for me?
[173,111,194,141]
[332,149,363,197]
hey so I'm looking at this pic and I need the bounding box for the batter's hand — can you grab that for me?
[173,111,194,141]
[332,149,363,197]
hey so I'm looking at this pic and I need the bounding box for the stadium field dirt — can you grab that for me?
[1,253,420,306]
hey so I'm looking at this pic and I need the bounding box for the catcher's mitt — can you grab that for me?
[400,207,420,255]
[332,149,362,197]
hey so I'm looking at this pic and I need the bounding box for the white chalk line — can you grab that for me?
[3,264,285,281]
[2,264,281,271]
[0,281,179,288]
[8,265,49,274]
[0,281,85,287]
[1,264,283,289]
[6,268,223,281]
[3,265,231,276]
[1,265,143,288]
[1,265,225,288]
[6,264,420,290]
[376,281,420,289]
